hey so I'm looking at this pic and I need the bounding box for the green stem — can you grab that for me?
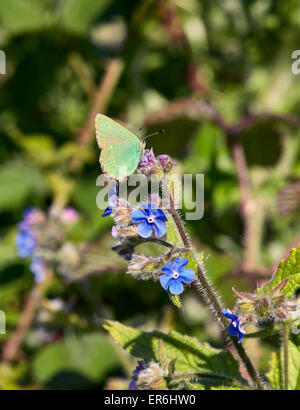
[162,175,264,390]
[283,323,289,390]
[172,372,249,389]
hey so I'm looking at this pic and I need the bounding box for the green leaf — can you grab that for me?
[257,244,300,299]
[266,340,300,390]
[103,320,247,389]
[0,161,47,211]
[0,0,51,35]
[59,0,112,34]
[33,333,119,388]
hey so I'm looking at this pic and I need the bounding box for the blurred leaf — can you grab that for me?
[266,340,300,390]
[33,333,119,387]
[0,0,51,35]
[104,320,246,389]
[257,245,300,299]
[0,160,47,211]
[59,0,112,34]
[12,134,56,166]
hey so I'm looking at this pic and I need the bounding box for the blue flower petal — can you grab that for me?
[159,274,173,290]
[228,322,240,337]
[30,257,46,283]
[221,309,238,322]
[168,278,184,295]
[101,206,112,217]
[131,208,147,223]
[129,381,138,390]
[173,258,189,271]
[16,231,36,258]
[153,219,166,237]
[179,268,194,284]
[161,262,174,275]
[153,208,168,221]
[137,220,153,238]
[142,203,155,211]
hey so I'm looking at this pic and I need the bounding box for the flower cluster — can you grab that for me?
[139,149,174,176]
[16,206,79,282]
[129,361,166,390]
[102,149,194,297]
[221,278,300,342]
[233,279,298,324]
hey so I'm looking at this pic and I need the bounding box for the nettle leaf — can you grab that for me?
[104,320,247,389]
[257,244,300,299]
[267,340,300,390]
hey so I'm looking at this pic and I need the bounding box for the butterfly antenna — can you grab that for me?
[142,129,165,141]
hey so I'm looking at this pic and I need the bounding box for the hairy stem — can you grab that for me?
[172,372,250,389]
[283,323,289,390]
[162,175,264,390]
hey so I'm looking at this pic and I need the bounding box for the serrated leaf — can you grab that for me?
[266,340,300,390]
[104,320,247,389]
[257,245,300,299]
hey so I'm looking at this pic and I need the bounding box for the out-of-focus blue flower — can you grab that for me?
[221,309,246,343]
[102,183,118,217]
[131,204,167,238]
[16,230,36,258]
[129,361,147,390]
[30,257,46,283]
[18,207,34,231]
[159,258,194,295]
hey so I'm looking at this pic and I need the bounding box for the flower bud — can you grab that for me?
[112,225,138,238]
[139,148,162,176]
[127,254,161,278]
[111,199,132,225]
[158,155,174,172]
[236,301,255,314]
[135,362,166,390]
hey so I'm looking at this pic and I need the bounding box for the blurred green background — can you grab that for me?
[0,0,299,389]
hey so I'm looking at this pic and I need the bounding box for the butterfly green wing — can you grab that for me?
[95,114,143,180]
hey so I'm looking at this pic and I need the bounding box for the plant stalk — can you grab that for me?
[283,323,289,390]
[162,175,264,390]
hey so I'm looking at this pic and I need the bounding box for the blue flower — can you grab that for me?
[101,183,118,217]
[16,230,36,258]
[221,309,246,343]
[159,258,194,295]
[129,361,147,390]
[30,257,46,283]
[131,204,167,238]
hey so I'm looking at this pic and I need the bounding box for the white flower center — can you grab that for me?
[232,321,237,328]
[172,271,179,279]
[147,216,155,224]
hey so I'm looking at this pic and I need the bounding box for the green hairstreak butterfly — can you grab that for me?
[95,114,144,180]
